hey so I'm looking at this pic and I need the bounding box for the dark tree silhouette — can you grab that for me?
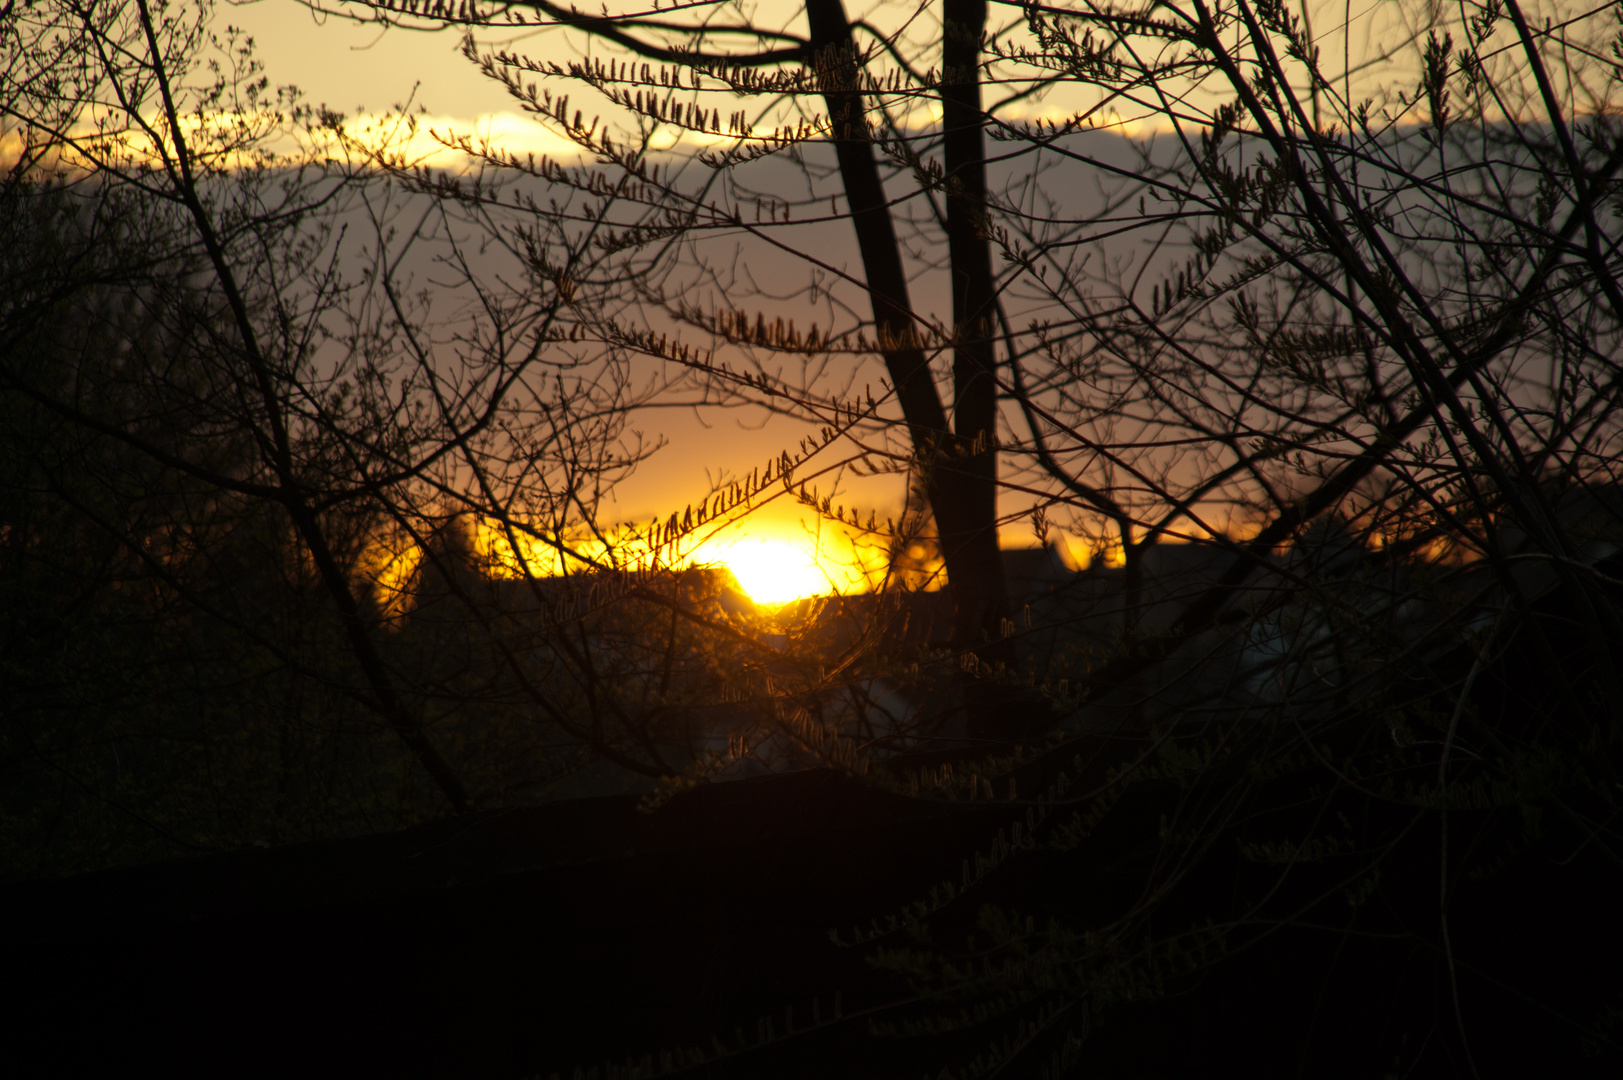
[287,0,1623,1071]
[5,0,1622,1072]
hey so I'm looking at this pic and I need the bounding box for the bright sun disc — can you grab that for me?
[719,539,827,606]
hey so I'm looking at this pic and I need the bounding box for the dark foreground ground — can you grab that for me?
[2,763,1618,1079]
[2,770,1012,1078]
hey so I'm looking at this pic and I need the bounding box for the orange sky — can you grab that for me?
[219,0,1612,602]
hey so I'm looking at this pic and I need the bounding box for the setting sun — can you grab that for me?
[716,538,830,606]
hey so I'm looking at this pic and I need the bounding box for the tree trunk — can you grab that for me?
[938,0,1013,664]
[805,0,1021,738]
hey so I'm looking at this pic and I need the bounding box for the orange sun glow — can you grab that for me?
[715,538,831,606]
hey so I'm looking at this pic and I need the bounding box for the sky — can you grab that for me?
[224,1,494,117]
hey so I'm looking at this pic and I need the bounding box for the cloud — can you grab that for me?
[341,109,587,166]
